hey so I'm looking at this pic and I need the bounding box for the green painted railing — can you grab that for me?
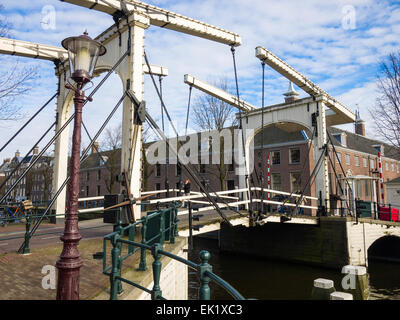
[102,201,246,300]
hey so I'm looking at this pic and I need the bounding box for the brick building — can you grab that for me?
[0,147,53,203]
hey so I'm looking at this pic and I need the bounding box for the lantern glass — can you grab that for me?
[62,32,106,84]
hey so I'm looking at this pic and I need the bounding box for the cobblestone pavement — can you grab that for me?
[0,234,142,300]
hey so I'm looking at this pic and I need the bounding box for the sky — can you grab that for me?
[0,0,399,160]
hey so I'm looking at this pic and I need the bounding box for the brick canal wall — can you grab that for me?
[219,217,350,270]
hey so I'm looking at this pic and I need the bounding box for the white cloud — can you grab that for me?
[0,0,399,159]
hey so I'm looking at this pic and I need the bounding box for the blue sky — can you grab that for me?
[0,0,399,160]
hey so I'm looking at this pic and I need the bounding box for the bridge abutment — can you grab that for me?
[220,216,400,270]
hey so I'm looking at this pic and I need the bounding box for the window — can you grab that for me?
[86,172,90,181]
[364,180,370,197]
[97,170,101,180]
[336,153,342,164]
[156,183,161,198]
[228,162,234,172]
[176,163,182,176]
[392,163,395,172]
[354,156,360,167]
[290,172,302,192]
[337,174,344,195]
[363,158,367,168]
[289,148,300,164]
[345,154,350,165]
[200,164,206,174]
[271,151,281,165]
[385,162,389,171]
[370,159,375,169]
[271,173,282,191]
[156,164,161,177]
[397,164,399,173]
[355,180,361,198]
[86,186,89,197]
[97,185,101,196]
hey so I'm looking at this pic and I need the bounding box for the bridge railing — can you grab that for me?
[102,201,246,300]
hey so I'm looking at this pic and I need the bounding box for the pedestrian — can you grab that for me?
[298,196,307,215]
[184,179,191,208]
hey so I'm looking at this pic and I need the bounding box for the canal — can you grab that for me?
[188,236,400,300]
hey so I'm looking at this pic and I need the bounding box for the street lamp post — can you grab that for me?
[56,31,106,300]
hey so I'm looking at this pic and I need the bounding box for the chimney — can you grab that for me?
[283,81,299,103]
[15,150,20,158]
[355,110,365,136]
[91,141,99,154]
[33,146,39,155]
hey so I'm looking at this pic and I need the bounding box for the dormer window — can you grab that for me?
[372,144,384,156]
[332,132,347,147]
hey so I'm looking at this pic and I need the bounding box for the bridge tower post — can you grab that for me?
[119,15,150,221]
[312,96,330,215]
[52,67,74,222]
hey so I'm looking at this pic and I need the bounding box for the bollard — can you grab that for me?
[330,292,353,300]
[22,215,32,255]
[311,278,335,300]
[151,243,163,300]
[341,265,369,300]
[138,217,148,271]
[198,250,212,300]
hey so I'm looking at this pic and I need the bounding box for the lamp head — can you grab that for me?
[62,31,106,85]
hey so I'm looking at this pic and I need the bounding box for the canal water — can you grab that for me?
[188,236,400,300]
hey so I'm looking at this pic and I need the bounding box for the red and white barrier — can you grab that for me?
[378,152,385,206]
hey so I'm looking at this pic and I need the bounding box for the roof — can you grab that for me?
[80,149,121,170]
[328,127,400,161]
[386,177,400,184]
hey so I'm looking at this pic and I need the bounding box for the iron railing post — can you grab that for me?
[128,225,135,255]
[160,210,165,246]
[110,233,123,300]
[169,204,175,244]
[198,250,212,300]
[151,243,163,300]
[188,201,193,250]
[138,216,148,271]
[174,202,179,237]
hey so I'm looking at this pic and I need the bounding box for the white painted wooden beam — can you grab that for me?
[255,46,356,124]
[0,37,67,61]
[60,0,241,46]
[184,74,257,112]
[0,37,168,76]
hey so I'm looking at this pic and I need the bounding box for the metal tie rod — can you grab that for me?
[0,92,58,153]
[143,109,232,225]
[18,93,126,253]
[3,49,130,205]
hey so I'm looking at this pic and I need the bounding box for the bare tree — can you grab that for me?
[370,52,400,153]
[0,5,37,121]
[101,124,122,194]
[191,78,236,191]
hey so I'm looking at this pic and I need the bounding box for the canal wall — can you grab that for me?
[219,217,350,269]
[94,237,188,300]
